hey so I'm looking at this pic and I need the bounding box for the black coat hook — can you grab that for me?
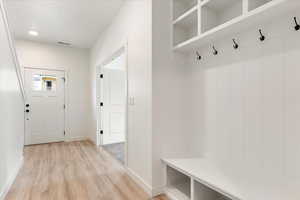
[232,39,239,49]
[196,51,202,60]
[294,17,300,31]
[212,46,218,55]
[259,29,265,41]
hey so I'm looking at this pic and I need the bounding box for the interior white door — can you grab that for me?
[100,53,126,145]
[24,68,65,145]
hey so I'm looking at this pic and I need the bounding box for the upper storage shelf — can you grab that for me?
[172,0,300,52]
[201,0,243,33]
[173,6,198,46]
[173,0,198,20]
[248,0,273,11]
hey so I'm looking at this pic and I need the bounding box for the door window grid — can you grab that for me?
[32,74,57,91]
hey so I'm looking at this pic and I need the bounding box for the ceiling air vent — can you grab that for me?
[57,41,71,46]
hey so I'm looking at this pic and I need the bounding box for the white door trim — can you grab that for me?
[24,66,69,142]
[96,43,128,167]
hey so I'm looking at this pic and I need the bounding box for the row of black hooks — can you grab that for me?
[196,17,300,60]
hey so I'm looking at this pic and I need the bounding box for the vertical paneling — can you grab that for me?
[203,59,217,160]
[284,29,300,178]
[215,58,232,167]
[260,37,284,177]
[243,39,264,182]
[225,48,245,176]
[191,12,300,199]
[284,26,300,199]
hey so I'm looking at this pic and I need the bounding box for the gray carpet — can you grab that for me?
[103,142,125,164]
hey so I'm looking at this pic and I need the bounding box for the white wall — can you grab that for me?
[188,11,300,200]
[89,0,152,193]
[151,0,201,195]
[151,1,300,199]
[0,1,24,199]
[15,40,91,141]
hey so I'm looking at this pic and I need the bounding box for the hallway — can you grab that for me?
[2,0,300,199]
[5,141,167,200]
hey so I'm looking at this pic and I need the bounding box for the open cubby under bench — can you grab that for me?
[162,158,243,200]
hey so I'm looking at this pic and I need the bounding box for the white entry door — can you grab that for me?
[24,68,65,145]
[100,53,126,145]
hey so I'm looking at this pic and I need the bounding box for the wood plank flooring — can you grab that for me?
[5,141,168,200]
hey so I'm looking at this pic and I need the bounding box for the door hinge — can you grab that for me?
[64,104,66,109]
[100,74,103,79]
[100,130,103,135]
[62,77,66,82]
[64,131,66,136]
[100,102,103,107]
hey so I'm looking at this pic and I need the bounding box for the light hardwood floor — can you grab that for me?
[5,141,168,200]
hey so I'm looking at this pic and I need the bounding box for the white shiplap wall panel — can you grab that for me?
[284,29,300,179]
[189,11,300,199]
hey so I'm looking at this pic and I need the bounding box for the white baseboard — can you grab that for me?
[65,136,88,142]
[126,167,153,197]
[87,138,96,145]
[0,156,24,200]
[125,168,166,198]
[151,186,165,197]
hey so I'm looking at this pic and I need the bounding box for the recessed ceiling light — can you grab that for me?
[28,30,39,36]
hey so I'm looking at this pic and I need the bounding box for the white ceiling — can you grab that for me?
[5,0,123,48]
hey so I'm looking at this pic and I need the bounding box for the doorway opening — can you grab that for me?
[96,47,127,165]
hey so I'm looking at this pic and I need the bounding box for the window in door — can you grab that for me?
[32,74,57,92]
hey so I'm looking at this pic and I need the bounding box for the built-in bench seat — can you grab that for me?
[162,158,243,200]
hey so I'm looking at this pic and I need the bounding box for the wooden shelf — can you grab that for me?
[172,0,300,52]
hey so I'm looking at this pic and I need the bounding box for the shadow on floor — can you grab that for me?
[103,142,125,164]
